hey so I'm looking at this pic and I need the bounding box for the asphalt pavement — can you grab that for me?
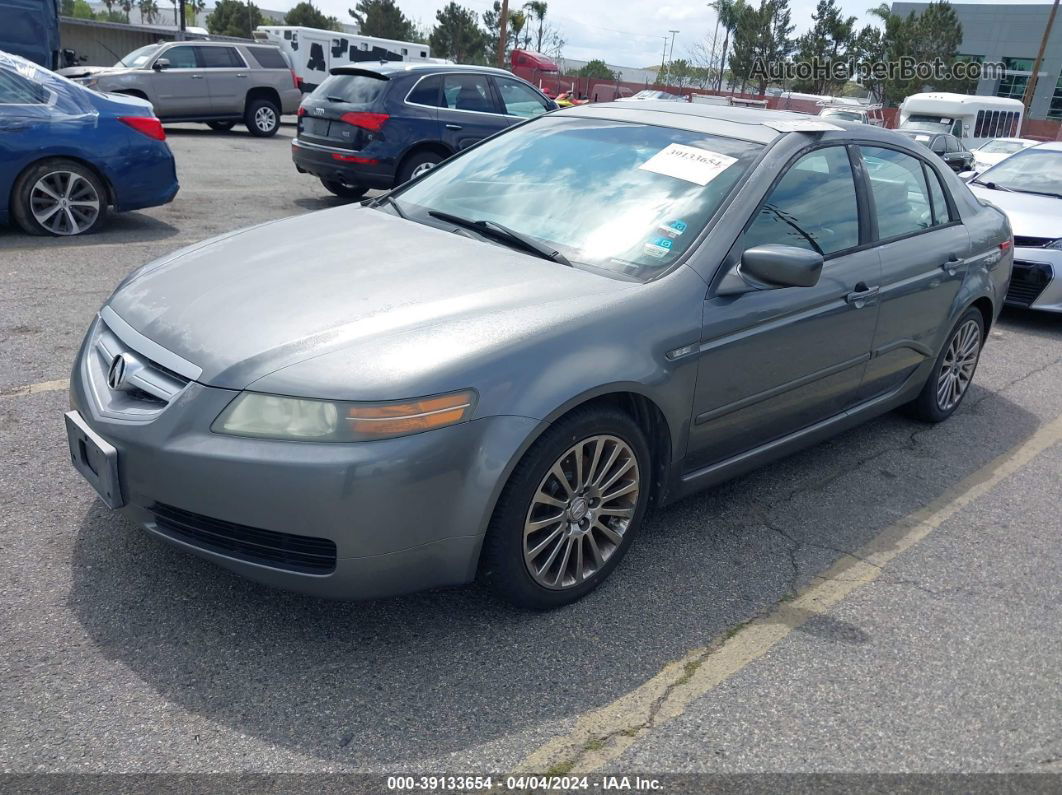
[1,121,1060,779]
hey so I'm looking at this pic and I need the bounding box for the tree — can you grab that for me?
[208,0,264,37]
[61,0,75,14]
[118,0,133,22]
[183,0,207,26]
[508,10,527,51]
[349,0,416,40]
[868,1,968,104]
[138,0,159,24]
[709,0,745,91]
[431,2,490,64]
[524,1,547,52]
[790,0,857,94]
[575,59,617,80]
[69,0,96,18]
[729,0,792,94]
[285,1,342,31]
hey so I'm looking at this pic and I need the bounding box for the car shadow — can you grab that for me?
[996,306,1062,339]
[68,390,1040,767]
[0,213,181,248]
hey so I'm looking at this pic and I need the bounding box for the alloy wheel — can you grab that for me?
[936,318,981,411]
[255,106,277,132]
[29,171,100,235]
[523,434,640,590]
[410,162,436,179]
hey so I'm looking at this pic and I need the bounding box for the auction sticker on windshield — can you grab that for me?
[638,144,738,186]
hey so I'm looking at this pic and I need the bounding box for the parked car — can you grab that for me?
[896,129,973,173]
[615,89,687,102]
[292,62,556,198]
[967,142,1062,312]
[66,103,1011,609]
[0,50,177,236]
[970,137,1039,173]
[57,40,301,137]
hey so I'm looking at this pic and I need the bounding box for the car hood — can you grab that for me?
[57,65,122,79]
[108,206,633,396]
[967,185,1062,239]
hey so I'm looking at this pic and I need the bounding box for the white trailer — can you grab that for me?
[253,26,432,91]
[898,92,1024,147]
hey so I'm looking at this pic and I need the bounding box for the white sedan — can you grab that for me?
[971,137,1039,173]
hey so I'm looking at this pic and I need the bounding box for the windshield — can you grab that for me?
[901,117,950,133]
[978,140,1027,154]
[392,117,762,281]
[977,148,1062,196]
[116,44,161,68]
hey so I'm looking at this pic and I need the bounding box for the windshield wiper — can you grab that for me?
[371,194,407,219]
[1006,187,1062,200]
[428,210,572,266]
[971,178,1013,192]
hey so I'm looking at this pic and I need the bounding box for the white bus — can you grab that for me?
[898,92,1024,147]
[253,26,433,91]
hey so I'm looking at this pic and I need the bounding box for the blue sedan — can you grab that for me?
[0,50,178,236]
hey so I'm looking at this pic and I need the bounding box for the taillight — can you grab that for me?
[297,105,306,117]
[1000,239,1013,251]
[340,111,389,132]
[290,69,300,90]
[118,115,165,141]
[331,153,378,164]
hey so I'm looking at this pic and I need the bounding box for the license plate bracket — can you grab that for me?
[65,410,124,509]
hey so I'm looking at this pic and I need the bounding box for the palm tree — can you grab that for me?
[138,0,159,24]
[119,0,133,22]
[508,9,527,53]
[710,0,744,92]
[524,1,547,52]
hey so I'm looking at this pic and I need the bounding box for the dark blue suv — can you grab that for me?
[292,63,556,198]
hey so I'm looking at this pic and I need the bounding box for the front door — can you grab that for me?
[437,72,506,151]
[151,45,208,117]
[857,145,972,399]
[198,45,248,116]
[686,145,881,471]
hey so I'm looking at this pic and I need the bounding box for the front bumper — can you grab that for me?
[1008,247,1062,313]
[291,138,396,190]
[68,313,540,600]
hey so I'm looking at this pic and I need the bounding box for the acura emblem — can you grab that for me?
[107,353,129,390]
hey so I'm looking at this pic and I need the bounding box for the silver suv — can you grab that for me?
[61,41,302,137]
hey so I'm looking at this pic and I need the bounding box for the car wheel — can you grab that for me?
[244,99,280,137]
[903,308,984,423]
[481,406,652,610]
[207,121,236,132]
[11,159,108,237]
[397,151,443,185]
[320,178,368,199]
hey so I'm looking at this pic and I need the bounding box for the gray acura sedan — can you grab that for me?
[66,104,1013,609]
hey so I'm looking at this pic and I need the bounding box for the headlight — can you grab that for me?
[212,389,477,442]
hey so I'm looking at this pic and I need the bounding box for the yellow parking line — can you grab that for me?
[0,378,69,399]
[516,412,1062,776]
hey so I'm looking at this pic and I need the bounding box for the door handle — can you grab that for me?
[942,253,962,275]
[845,283,880,306]
[236,73,247,78]
[445,123,462,130]
[191,74,204,79]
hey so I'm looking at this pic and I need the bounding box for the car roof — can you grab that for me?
[1031,141,1062,152]
[331,62,513,78]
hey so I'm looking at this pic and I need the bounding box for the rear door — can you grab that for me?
[437,72,506,151]
[857,145,971,400]
[198,45,248,115]
[150,44,208,117]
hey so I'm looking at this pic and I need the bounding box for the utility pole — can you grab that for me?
[177,0,186,40]
[1021,0,1059,118]
[497,0,510,69]
[708,3,720,90]
[663,29,678,87]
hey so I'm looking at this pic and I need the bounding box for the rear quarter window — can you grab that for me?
[314,73,386,105]
[248,46,289,70]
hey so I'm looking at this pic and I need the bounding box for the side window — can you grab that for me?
[440,74,496,114]
[407,74,443,107]
[198,47,245,68]
[743,146,860,256]
[862,146,934,239]
[930,135,946,154]
[0,70,50,104]
[248,46,288,69]
[160,46,198,69]
[494,77,550,118]
[925,165,952,226]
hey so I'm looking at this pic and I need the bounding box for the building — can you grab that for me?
[892,2,1062,121]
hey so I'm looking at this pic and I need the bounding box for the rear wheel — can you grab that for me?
[320,178,368,199]
[903,308,984,422]
[207,120,236,132]
[244,98,280,137]
[11,159,108,236]
[481,407,651,610]
[396,150,443,185]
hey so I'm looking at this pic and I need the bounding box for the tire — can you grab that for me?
[320,178,368,199]
[396,150,443,185]
[902,308,985,423]
[244,98,280,137]
[11,158,108,237]
[207,121,236,132]
[481,406,652,610]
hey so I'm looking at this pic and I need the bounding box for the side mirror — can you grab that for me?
[740,244,823,288]
[152,58,170,71]
[545,100,559,111]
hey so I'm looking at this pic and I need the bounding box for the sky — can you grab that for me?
[294,0,1052,68]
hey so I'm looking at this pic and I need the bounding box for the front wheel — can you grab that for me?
[481,407,651,610]
[320,178,368,199]
[244,99,280,137]
[903,308,984,422]
[396,150,442,185]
